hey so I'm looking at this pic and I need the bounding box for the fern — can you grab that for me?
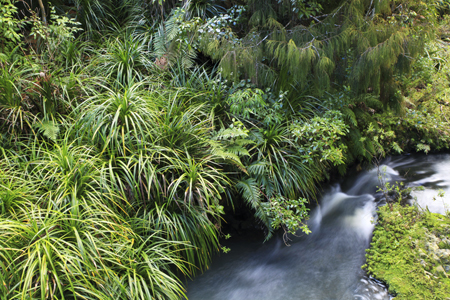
[341,106,357,126]
[247,161,268,176]
[364,139,375,156]
[208,141,245,170]
[154,24,168,58]
[34,120,59,141]
[224,145,251,157]
[213,126,249,140]
[212,124,254,159]
[354,107,373,127]
[152,8,198,69]
[346,127,366,160]
[416,143,430,154]
[365,96,383,112]
[236,177,273,239]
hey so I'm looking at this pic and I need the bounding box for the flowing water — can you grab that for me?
[185,154,450,300]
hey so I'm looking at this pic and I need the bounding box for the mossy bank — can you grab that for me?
[364,203,450,299]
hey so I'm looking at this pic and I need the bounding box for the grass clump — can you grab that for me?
[364,203,450,300]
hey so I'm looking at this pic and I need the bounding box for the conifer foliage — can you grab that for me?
[200,0,437,102]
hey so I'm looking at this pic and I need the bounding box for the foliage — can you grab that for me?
[291,110,349,166]
[28,6,82,62]
[76,82,155,156]
[265,195,311,244]
[198,0,438,102]
[133,204,220,275]
[1,0,450,297]
[0,0,23,50]
[0,144,189,299]
[182,0,225,19]
[94,33,153,86]
[385,41,450,153]
[0,55,35,136]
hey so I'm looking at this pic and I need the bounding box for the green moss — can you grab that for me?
[364,203,450,300]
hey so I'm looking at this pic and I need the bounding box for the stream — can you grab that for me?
[185,154,450,300]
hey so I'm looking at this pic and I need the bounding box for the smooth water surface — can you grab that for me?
[186,154,450,300]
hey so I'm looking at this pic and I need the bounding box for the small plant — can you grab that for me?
[377,166,413,210]
[265,195,311,245]
[0,0,24,50]
[221,246,231,253]
[433,188,445,201]
[29,6,82,62]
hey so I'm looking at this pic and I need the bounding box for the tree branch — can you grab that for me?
[37,0,47,25]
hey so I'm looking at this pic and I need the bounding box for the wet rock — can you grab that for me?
[435,265,447,277]
[425,237,440,252]
[373,293,383,300]
[436,249,450,263]
[420,259,427,267]
[444,265,450,273]
[418,249,427,258]
[442,224,450,235]
[431,254,441,263]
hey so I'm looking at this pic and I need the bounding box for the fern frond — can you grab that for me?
[213,127,249,140]
[35,120,60,141]
[247,161,268,176]
[236,177,272,237]
[365,96,383,111]
[225,145,250,157]
[347,128,366,159]
[153,24,168,58]
[341,107,357,126]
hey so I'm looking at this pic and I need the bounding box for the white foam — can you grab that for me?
[342,196,376,240]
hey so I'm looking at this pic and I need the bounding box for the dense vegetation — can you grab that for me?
[1,0,450,298]
[364,203,450,299]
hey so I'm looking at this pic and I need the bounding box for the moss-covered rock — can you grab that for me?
[364,203,450,300]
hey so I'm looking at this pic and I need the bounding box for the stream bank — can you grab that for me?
[364,203,450,300]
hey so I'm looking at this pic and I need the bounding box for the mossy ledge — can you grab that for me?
[364,203,450,299]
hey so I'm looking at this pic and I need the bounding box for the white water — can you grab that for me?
[186,154,450,300]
